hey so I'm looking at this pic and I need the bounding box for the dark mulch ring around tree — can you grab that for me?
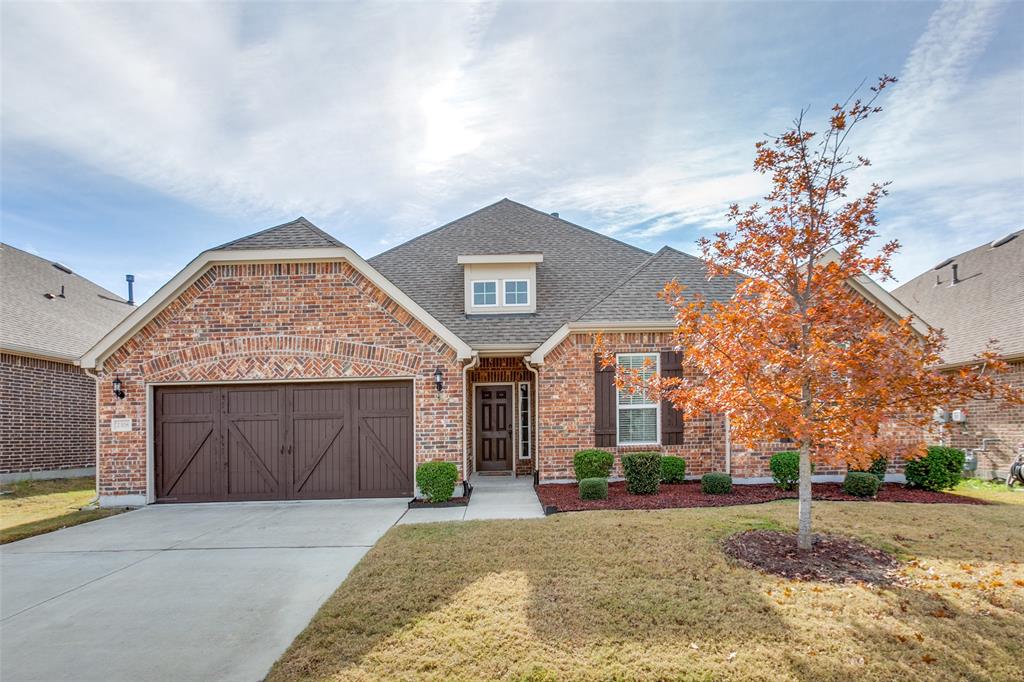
[722,529,900,584]
[535,480,987,513]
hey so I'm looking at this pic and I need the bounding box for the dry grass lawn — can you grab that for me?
[0,477,124,544]
[271,500,1023,682]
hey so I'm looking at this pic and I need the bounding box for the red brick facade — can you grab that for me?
[96,261,464,500]
[1,353,97,476]
[536,332,727,481]
[941,359,1024,478]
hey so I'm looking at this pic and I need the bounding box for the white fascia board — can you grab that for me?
[457,253,543,264]
[81,247,473,369]
[474,344,539,357]
[528,320,678,365]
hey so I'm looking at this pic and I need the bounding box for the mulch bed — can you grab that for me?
[535,480,987,513]
[722,529,899,584]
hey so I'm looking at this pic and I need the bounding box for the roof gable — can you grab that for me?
[215,217,348,250]
[0,243,132,361]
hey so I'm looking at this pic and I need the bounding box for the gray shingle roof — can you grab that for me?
[577,246,741,322]
[0,243,133,361]
[892,229,1024,365]
[215,217,347,250]
[368,199,653,346]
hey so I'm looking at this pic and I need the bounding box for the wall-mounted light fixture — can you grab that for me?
[112,377,126,400]
[433,367,444,393]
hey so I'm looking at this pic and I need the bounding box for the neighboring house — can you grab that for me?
[892,229,1024,479]
[0,243,132,482]
[79,200,919,505]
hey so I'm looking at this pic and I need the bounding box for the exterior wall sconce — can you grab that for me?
[433,367,444,393]
[112,377,126,400]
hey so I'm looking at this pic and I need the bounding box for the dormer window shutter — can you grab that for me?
[594,355,617,447]
[660,350,685,445]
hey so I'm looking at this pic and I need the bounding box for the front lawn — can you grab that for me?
[951,478,1024,505]
[0,477,125,544]
[270,500,1023,681]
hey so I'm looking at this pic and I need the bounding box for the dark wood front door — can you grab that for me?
[475,385,513,472]
[154,381,413,502]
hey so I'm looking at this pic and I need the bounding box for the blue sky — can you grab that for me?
[2,1,1021,302]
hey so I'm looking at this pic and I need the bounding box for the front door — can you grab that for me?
[475,385,513,472]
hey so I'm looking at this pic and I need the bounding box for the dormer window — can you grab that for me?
[459,253,542,315]
[472,281,498,306]
[504,280,529,306]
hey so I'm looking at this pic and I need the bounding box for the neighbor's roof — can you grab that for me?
[577,246,741,322]
[0,243,132,362]
[369,199,653,346]
[215,217,348,250]
[892,229,1024,366]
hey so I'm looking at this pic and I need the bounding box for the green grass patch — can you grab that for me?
[0,476,126,543]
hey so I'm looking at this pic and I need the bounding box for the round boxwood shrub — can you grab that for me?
[851,455,888,483]
[621,452,662,495]
[579,477,609,500]
[701,472,732,494]
[770,451,806,491]
[573,449,614,481]
[415,461,459,502]
[905,446,965,491]
[661,456,687,484]
[843,471,881,498]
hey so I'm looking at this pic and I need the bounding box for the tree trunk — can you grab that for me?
[797,438,813,550]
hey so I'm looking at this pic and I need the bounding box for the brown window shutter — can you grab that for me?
[594,355,617,447]
[661,350,685,445]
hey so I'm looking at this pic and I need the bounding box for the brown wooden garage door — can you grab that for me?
[153,381,413,503]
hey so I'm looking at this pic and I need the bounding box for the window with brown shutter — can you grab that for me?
[661,350,685,445]
[594,355,617,447]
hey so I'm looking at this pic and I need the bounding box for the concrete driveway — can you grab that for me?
[0,498,409,682]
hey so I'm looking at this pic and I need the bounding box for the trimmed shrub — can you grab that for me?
[852,455,888,483]
[770,451,803,491]
[621,452,662,495]
[905,446,965,491]
[843,471,881,498]
[579,477,609,500]
[415,461,459,503]
[701,472,732,494]
[661,456,687,484]
[573,449,614,481]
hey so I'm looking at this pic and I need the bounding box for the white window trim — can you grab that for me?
[471,279,499,307]
[615,352,661,447]
[503,279,530,307]
[518,381,531,459]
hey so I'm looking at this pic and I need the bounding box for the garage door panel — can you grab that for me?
[291,416,347,498]
[154,381,413,503]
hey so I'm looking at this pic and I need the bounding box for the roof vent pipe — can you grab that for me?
[950,264,960,286]
[126,274,135,305]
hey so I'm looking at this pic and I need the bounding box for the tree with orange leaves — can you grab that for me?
[609,75,1022,551]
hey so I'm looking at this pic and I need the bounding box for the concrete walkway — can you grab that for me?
[400,473,545,524]
[0,498,409,682]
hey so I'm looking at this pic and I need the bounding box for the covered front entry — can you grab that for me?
[153,380,413,502]
[475,384,514,472]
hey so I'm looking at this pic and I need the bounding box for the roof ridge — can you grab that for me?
[368,198,512,262]
[502,198,653,257]
[212,216,345,251]
[573,247,668,321]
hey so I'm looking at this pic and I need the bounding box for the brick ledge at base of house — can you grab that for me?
[539,473,908,485]
[1,466,96,485]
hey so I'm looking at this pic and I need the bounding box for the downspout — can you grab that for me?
[462,353,479,493]
[523,357,540,486]
[724,412,732,475]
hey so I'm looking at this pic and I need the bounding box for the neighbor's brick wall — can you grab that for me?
[940,359,1023,479]
[537,332,727,481]
[0,353,96,474]
[467,357,534,476]
[96,261,464,499]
